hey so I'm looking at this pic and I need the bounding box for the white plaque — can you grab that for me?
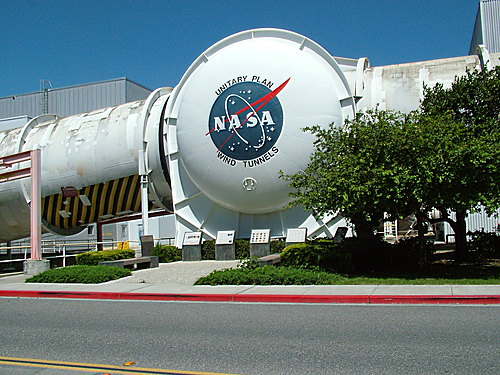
[216,230,235,245]
[183,231,202,246]
[250,229,270,244]
[286,228,307,243]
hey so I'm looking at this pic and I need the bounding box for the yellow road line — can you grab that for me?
[0,356,241,375]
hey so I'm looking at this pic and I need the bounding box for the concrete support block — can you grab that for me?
[182,245,202,261]
[250,243,270,258]
[23,259,50,276]
[215,244,235,260]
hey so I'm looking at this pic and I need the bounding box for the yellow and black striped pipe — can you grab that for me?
[41,174,145,234]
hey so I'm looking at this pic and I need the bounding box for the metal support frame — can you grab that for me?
[0,149,42,260]
[138,150,149,237]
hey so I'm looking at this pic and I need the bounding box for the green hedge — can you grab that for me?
[195,266,346,285]
[280,242,351,273]
[26,265,131,284]
[270,239,287,254]
[468,231,500,259]
[76,249,135,266]
[152,245,181,263]
[201,239,250,259]
[280,238,426,275]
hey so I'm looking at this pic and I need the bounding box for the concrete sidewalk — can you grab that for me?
[0,261,499,304]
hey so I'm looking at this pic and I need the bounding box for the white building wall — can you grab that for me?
[358,55,483,112]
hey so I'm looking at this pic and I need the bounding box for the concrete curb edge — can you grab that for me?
[1,290,499,304]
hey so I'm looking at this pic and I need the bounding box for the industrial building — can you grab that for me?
[0,77,151,120]
[470,0,500,55]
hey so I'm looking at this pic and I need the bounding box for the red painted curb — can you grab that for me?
[368,295,500,305]
[1,290,499,304]
[232,294,370,304]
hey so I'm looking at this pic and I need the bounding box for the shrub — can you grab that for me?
[281,243,322,269]
[280,241,351,273]
[202,239,251,259]
[195,266,347,286]
[235,239,250,258]
[468,231,500,259]
[392,237,431,269]
[201,239,215,260]
[279,238,429,274]
[26,265,131,284]
[76,249,135,266]
[341,238,393,273]
[270,239,287,254]
[152,245,181,263]
[238,256,261,270]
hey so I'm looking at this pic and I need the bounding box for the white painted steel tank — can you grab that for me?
[164,28,356,244]
[0,88,173,241]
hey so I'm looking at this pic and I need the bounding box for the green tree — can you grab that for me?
[281,109,419,239]
[283,67,499,261]
[419,67,500,259]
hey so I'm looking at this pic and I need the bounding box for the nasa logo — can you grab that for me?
[207,78,290,163]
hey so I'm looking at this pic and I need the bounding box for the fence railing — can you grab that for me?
[0,237,175,270]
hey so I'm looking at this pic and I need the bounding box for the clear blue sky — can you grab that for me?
[0,0,480,97]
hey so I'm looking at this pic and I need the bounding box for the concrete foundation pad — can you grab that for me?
[23,260,50,276]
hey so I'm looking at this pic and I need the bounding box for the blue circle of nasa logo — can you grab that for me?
[208,81,283,161]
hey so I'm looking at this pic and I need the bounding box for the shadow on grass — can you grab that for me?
[347,259,500,285]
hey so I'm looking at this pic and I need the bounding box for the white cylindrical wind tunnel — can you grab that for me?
[0,88,173,241]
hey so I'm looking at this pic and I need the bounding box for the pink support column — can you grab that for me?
[30,149,41,260]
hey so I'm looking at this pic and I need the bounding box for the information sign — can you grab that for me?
[216,230,235,245]
[250,229,270,244]
[183,231,202,246]
[286,228,307,243]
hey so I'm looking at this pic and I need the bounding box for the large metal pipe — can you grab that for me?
[0,88,173,241]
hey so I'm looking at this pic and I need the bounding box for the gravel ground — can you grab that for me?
[109,260,240,285]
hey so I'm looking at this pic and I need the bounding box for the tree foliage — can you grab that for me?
[282,110,420,238]
[418,67,500,258]
[420,66,500,214]
[282,66,499,258]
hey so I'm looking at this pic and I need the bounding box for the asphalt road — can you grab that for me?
[0,298,499,375]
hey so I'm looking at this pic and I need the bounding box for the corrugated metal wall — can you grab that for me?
[444,208,500,242]
[481,0,500,53]
[470,0,500,54]
[0,78,151,119]
[0,92,42,119]
[125,79,153,102]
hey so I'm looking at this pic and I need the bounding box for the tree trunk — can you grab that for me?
[453,209,468,261]
[352,217,376,240]
[416,210,427,266]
